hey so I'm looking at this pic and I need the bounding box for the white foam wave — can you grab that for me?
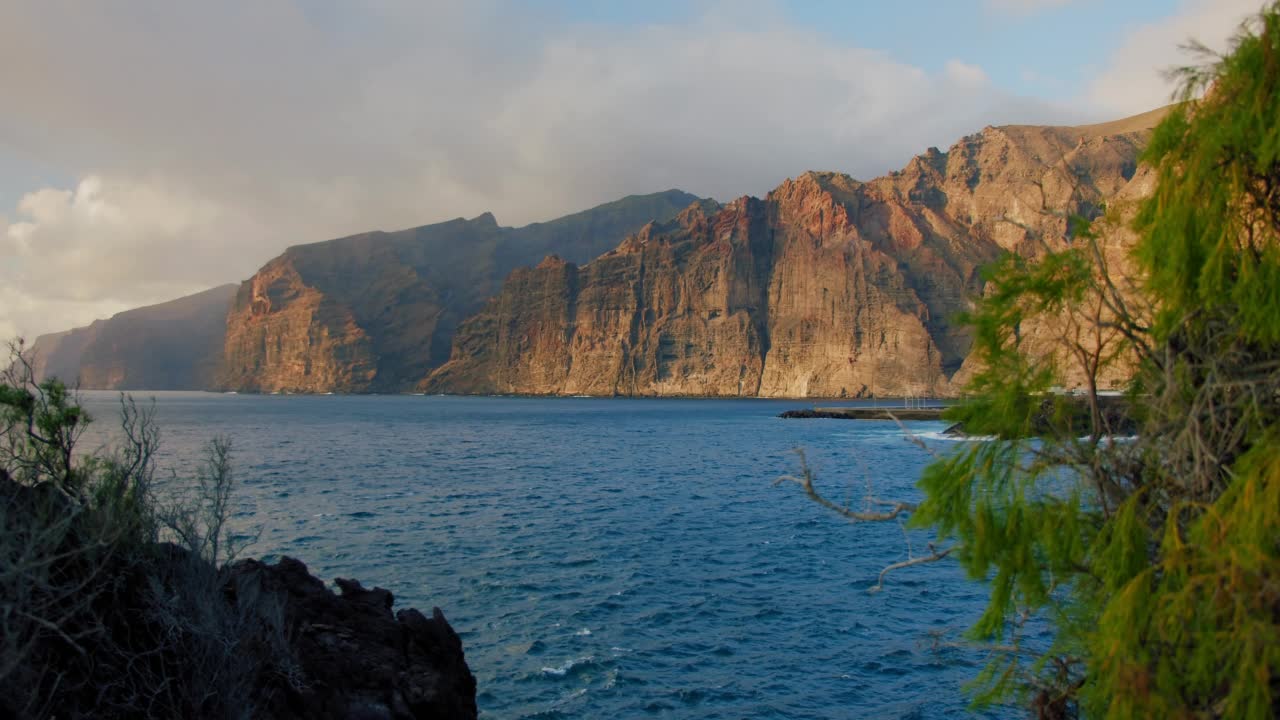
[554,688,588,705]
[541,656,593,676]
[910,430,996,443]
[912,431,1139,444]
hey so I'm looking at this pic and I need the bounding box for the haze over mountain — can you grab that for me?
[26,284,237,390]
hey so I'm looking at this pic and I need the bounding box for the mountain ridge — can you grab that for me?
[422,106,1168,397]
[24,106,1173,395]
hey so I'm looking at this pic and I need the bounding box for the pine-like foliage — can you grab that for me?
[913,4,1280,717]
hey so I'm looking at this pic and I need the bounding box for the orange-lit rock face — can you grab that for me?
[426,109,1167,397]
[220,257,380,393]
[29,110,1163,396]
[427,183,959,398]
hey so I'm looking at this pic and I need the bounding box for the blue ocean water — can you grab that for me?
[76,393,1019,718]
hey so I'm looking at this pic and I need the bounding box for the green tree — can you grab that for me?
[908,4,1280,717]
[1,341,291,719]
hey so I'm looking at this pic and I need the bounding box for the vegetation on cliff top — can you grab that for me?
[912,4,1280,717]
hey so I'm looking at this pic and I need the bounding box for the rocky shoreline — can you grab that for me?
[228,556,478,719]
[782,394,1137,438]
[779,406,949,420]
[2,466,477,720]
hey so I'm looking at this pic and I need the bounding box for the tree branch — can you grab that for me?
[867,543,959,594]
[774,449,917,522]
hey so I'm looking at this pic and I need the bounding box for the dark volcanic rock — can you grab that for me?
[228,556,478,720]
[778,407,947,420]
[0,469,477,720]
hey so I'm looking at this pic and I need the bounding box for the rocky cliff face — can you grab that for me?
[425,108,1168,397]
[220,191,706,393]
[27,108,1166,396]
[27,284,238,390]
[953,160,1161,393]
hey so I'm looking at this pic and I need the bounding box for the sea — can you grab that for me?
[75,392,1021,719]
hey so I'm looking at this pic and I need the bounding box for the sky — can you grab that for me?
[0,0,1264,340]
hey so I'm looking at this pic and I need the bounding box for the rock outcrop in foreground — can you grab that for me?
[1,469,477,720]
[219,191,706,393]
[425,107,1168,397]
[229,557,478,720]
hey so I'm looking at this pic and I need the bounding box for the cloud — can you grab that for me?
[0,284,134,347]
[945,60,990,86]
[4,176,234,302]
[1087,0,1261,115]
[984,0,1076,13]
[0,1,1080,340]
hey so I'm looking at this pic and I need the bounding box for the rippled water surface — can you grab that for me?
[77,393,1015,718]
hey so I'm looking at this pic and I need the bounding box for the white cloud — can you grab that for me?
[0,285,133,346]
[0,1,1080,341]
[984,0,1076,13]
[0,176,242,338]
[1087,0,1261,115]
[945,59,990,86]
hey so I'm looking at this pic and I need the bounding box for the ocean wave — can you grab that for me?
[540,656,597,677]
[910,430,996,443]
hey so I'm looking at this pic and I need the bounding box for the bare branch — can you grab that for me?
[775,449,917,522]
[867,543,959,594]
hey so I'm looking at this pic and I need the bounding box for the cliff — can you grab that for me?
[425,108,1168,397]
[26,284,238,390]
[26,108,1167,396]
[219,191,708,393]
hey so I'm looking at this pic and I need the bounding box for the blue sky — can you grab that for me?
[0,0,1262,339]
[783,1,1174,95]
[552,0,1182,98]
